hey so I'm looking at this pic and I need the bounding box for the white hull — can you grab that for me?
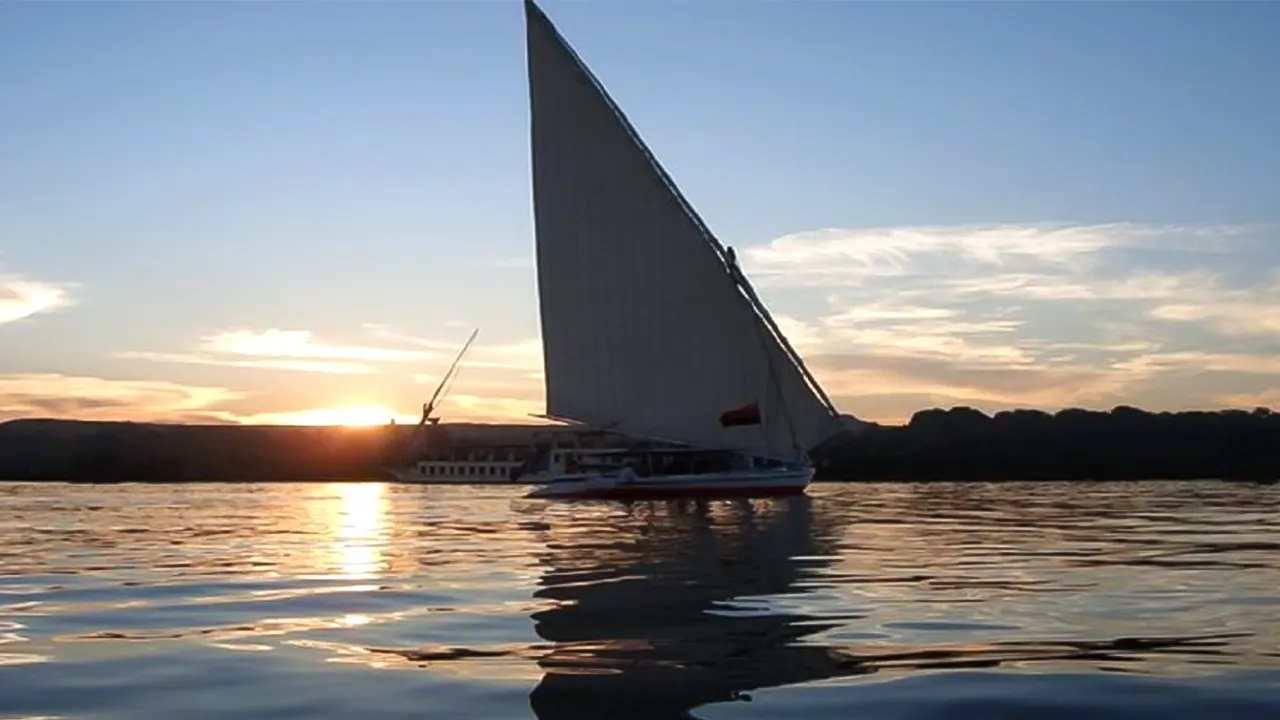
[525,466,813,500]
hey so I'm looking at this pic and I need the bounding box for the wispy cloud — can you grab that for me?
[368,325,543,372]
[1113,351,1280,376]
[811,354,1137,410]
[112,324,548,423]
[434,393,546,423]
[1147,270,1280,339]
[0,369,542,426]
[743,222,1280,423]
[395,330,546,419]
[1218,388,1280,410]
[116,351,378,375]
[83,221,1280,427]
[941,270,1219,302]
[120,328,447,375]
[202,329,436,362]
[0,373,242,422]
[743,222,1257,288]
[0,274,75,325]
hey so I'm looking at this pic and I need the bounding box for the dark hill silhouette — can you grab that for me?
[815,405,1279,482]
[0,405,1277,482]
[0,419,536,482]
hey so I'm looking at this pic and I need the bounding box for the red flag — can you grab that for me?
[719,402,761,427]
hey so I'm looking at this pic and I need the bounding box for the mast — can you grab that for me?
[403,327,479,460]
[423,326,479,424]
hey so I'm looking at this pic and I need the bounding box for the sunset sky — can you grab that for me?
[2,1,1278,427]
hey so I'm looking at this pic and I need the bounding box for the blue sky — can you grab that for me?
[2,0,1278,426]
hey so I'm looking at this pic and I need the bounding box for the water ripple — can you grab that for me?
[0,480,1276,719]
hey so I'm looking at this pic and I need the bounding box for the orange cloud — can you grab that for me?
[119,328,448,375]
[0,373,242,423]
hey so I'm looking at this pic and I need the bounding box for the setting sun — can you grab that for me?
[248,405,410,427]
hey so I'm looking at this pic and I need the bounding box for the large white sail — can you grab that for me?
[524,0,841,459]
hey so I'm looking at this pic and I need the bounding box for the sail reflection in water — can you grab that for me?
[521,484,1280,719]
[527,497,853,718]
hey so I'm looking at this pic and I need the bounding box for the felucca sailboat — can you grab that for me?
[521,1,843,500]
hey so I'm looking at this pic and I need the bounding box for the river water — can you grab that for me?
[0,480,1277,719]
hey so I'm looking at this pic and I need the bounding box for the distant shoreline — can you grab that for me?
[1,406,1277,485]
[1,477,1269,485]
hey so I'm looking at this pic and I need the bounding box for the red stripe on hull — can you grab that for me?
[529,484,808,501]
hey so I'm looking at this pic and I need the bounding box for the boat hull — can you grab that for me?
[524,467,813,500]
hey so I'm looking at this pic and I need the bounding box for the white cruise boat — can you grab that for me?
[389,442,533,484]
[391,425,650,486]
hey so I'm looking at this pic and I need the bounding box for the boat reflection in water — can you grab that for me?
[525,496,853,719]
[520,489,1264,719]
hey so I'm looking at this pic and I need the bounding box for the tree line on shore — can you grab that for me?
[0,405,1276,483]
[814,405,1279,481]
